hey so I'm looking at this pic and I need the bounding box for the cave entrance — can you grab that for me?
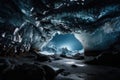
[41,33,84,56]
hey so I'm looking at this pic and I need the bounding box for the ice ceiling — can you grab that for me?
[0,0,120,53]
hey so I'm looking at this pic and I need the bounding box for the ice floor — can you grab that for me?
[46,58,120,80]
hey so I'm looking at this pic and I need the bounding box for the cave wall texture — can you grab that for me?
[0,0,120,55]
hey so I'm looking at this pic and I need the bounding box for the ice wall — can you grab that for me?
[0,0,120,54]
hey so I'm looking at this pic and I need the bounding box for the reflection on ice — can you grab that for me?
[76,64,86,67]
[65,61,75,64]
[40,51,54,55]
[65,61,86,67]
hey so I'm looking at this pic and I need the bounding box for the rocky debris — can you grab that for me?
[36,54,52,62]
[0,57,63,80]
[42,65,64,80]
[50,55,62,61]
[85,37,120,66]
[85,51,120,67]
[61,71,71,76]
[53,57,62,61]
[60,54,67,58]
[60,54,72,59]
[27,48,52,62]
[2,63,45,80]
[71,64,78,68]
[78,73,87,78]
[73,53,84,60]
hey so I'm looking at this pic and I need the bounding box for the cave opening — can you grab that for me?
[41,33,84,56]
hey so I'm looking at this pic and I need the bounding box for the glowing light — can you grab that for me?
[76,64,85,67]
[65,61,75,64]
[42,33,84,55]
[79,48,84,54]
[65,61,86,67]
[40,51,54,55]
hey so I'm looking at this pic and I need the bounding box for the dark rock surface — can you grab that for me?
[85,36,120,67]
[85,51,120,67]
[71,64,78,68]
[73,53,84,60]
[47,58,120,80]
[0,57,63,80]
[61,71,71,76]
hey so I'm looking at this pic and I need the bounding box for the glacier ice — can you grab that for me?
[0,0,120,55]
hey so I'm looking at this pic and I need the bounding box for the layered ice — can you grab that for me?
[0,0,120,55]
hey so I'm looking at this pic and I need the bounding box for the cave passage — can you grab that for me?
[41,33,84,56]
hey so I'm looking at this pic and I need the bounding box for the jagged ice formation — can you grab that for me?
[0,0,120,55]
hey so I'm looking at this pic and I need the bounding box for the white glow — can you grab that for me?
[30,7,34,12]
[75,64,85,67]
[21,9,26,14]
[65,61,86,67]
[2,33,6,37]
[79,48,84,54]
[13,28,19,35]
[74,33,85,49]
[40,51,54,55]
[65,61,75,64]
[52,67,60,71]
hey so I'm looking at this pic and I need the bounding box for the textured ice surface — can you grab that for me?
[0,0,120,54]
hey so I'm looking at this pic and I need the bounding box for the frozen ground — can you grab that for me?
[46,58,120,80]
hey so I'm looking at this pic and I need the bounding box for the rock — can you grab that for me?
[97,51,120,65]
[85,36,120,66]
[85,51,120,66]
[71,64,78,68]
[54,57,62,60]
[30,50,51,62]
[0,57,62,80]
[2,63,46,80]
[61,71,71,76]
[60,54,71,58]
[0,58,10,72]
[42,65,64,80]
[36,54,51,62]
[73,53,84,60]
[50,54,62,61]
[60,54,67,58]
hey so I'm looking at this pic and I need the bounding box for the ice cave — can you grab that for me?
[0,0,120,80]
[41,33,84,56]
